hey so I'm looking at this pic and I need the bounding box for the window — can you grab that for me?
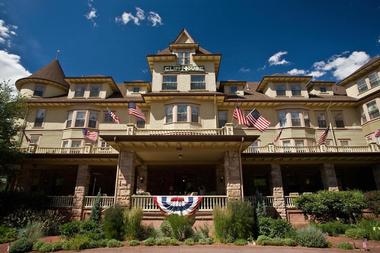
[30,135,40,144]
[295,140,304,147]
[333,111,345,128]
[282,140,291,146]
[104,111,113,123]
[177,104,187,122]
[357,79,368,93]
[88,111,98,128]
[278,111,287,127]
[230,86,238,94]
[71,140,82,148]
[75,111,86,127]
[291,112,301,126]
[165,105,173,123]
[34,109,46,127]
[62,140,69,148]
[276,85,286,96]
[218,111,228,127]
[89,85,100,97]
[316,111,327,128]
[369,72,380,88]
[367,100,380,119]
[303,112,310,127]
[320,87,327,93]
[162,75,177,90]
[291,84,301,96]
[191,75,205,90]
[339,140,349,146]
[361,110,367,124]
[132,87,140,93]
[178,50,190,65]
[33,85,44,97]
[191,106,199,123]
[66,111,73,128]
[74,85,86,97]
[136,111,146,128]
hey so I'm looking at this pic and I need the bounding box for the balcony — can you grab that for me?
[243,143,380,154]
[20,145,118,154]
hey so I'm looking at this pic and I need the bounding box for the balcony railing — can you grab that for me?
[244,143,379,154]
[48,196,74,208]
[20,145,118,155]
[83,196,115,208]
[131,195,228,212]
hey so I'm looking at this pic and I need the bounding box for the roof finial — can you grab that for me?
[55,49,61,60]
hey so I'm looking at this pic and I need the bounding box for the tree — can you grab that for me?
[90,191,102,223]
[0,81,26,190]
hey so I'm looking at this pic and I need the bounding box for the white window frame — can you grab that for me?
[162,75,177,90]
[357,79,368,93]
[33,85,45,97]
[276,84,286,96]
[89,85,101,97]
[369,72,380,88]
[291,84,301,96]
[34,109,46,128]
[367,100,380,120]
[191,75,206,90]
[74,85,86,97]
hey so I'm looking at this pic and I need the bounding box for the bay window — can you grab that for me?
[165,104,200,124]
[165,105,173,124]
[177,104,187,122]
[291,112,301,126]
[75,112,86,127]
[66,111,73,128]
[34,109,46,127]
[191,106,199,123]
[218,111,228,127]
[303,112,310,127]
[316,111,327,128]
[278,111,287,127]
[333,111,345,128]
[367,100,380,119]
[88,111,98,128]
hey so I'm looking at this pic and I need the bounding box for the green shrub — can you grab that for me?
[62,235,92,250]
[255,235,284,246]
[345,228,368,239]
[160,220,173,237]
[169,238,180,245]
[213,201,256,242]
[37,242,64,252]
[80,220,101,234]
[258,217,294,238]
[124,208,143,240]
[143,237,156,246]
[156,237,172,246]
[356,219,380,240]
[295,190,366,223]
[198,238,213,245]
[59,221,81,237]
[295,226,328,248]
[128,240,140,246]
[18,222,44,242]
[166,214,194,241]
[234,239,248,245]
[33,240,45,251]
[90,192,102,224]
[103,205,125,240]
[106,239,123,248]
[9,238,33,253]
[193,224,210,240]
[0,225,17,243]
[365,191,380,215]
[283,238,297,247]
[184,238,194,245]
[315,221,351,236]
[337,242,354,250]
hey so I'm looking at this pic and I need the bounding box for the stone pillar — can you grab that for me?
[271,164,286,219]
[373,165,380,190]
[216,164,226,195]
[135,165,147,194]
[115,151,136,207]
[224,151,242,200]
[72,164,90,220]
[321,163,339,191]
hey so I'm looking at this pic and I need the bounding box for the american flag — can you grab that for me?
[246,108,270,131]
[374,129,380,138]
[273,128,283,143]
[128,102,146,121]
[317,127,329,145]
[82,128,98,142]
[233,106,248,126]
[107,110,120,124]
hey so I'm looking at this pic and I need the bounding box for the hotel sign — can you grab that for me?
[164,65,205,73]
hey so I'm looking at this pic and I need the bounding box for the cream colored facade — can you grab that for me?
[14,29,380,220]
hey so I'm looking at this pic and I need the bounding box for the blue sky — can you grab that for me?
[0,0,379,84]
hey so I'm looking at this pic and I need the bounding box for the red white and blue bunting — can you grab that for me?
[153,196,203,216]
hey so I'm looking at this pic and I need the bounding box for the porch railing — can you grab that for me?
[244,196,274,207]
[131,195,228,212]
[20,145,118,154]
[285,196,297,208]
[244,143,379,154]
[83,196,115,208]
[48,196,74,208]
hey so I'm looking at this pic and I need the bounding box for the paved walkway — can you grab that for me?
[63,245,380,253]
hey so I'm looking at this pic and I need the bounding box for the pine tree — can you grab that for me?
[90,191,102,223]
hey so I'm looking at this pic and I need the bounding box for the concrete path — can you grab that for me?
[63,245,380,253]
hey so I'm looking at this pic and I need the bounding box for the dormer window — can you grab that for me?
[191,75,205,90]
[178,50,190,65]
[291,85,301,96]
[74,85,85,97]
[357,79,368,93]
[369,72,380,88]
[162,75,177,90]
[230,86,238,94]
[133,87,140,93]
[89,85,100,97]
[276,85,286,96]
[319,87,327,93]
[33,85,45,97]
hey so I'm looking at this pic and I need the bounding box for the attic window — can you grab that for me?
[230,86,238,94]
[89,85,101,97]
[319,87,327,93]
[178,50,190,65]
[33,85,44,97]
[74,85,85,97]
[133,87,140,93]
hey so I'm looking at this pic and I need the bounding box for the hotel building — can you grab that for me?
[13,29,380,223]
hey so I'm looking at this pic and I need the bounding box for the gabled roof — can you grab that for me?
[172,28,196,44]
[16,60,69,90]
[338,56,380,86]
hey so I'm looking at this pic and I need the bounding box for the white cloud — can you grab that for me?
[0,19,17,46]
[268,51,289,66]
[136,7,145,20]
[115,12,140,25]
[314,51,370,80]
[307,70,326,78]
[378,36,380,44]
[85,0,97,26]
[239,67,251,73]
[0,50,31,87]
[287,68,306,75]
[147,12,163,27]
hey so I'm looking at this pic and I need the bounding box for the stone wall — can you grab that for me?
[72,165,90,220]
[224,151,242,200]
[115,151,136,207]
[270,164,286,219]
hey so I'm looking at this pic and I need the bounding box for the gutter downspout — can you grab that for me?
[238,137,244,200]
